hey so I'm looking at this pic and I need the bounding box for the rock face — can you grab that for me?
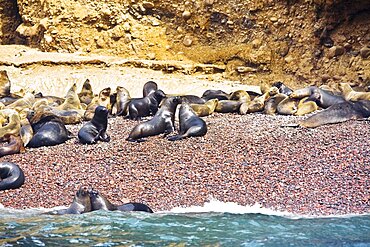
[0,0,369,88]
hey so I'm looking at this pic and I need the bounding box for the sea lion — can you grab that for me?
[264,93,288,115]
[20,118,33,147]
[201,89,230,101]
[34,92,64,106]
[276,97,298,115]
[0,112,21,139]
[271,81,293,96]
[190,99,219,117]
[5,92,35,112]
[84,87,112,121]
[127,89,166,120]
[0,70,11,98]
[168,103,207,141]
[295,97,318,116]
[78,106,110,144]
[27,114,71,148]
[0,135,25,157]
[143,80,158,97]
[242,91,270,114]
[0,162,25,191]
[290,86,345,108]
[229,90,251,102]
[215,90,250,113]
[53,186,92,215]
[127,96,180,141]
[300,100,370,128]
[78,79,94,105]
[339,83,370,101]
[111,86,131,116]
[179,95,206,104]
[58,83,84,111]
[89,189,154,213]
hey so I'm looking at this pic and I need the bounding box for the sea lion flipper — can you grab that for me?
[167,135,183,141]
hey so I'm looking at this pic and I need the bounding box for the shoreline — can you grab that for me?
[1,113,369,216]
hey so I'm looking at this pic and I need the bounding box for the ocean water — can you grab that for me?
[1,201,369,247]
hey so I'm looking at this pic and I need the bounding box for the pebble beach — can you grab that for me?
[0,112,369,216]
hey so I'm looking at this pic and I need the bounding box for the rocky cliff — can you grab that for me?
[1,0,369,88]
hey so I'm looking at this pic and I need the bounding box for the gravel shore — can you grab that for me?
[0,112,369,216]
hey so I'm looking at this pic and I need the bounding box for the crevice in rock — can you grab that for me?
[0,0,24,44]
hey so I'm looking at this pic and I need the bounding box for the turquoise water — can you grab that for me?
[1,201,369,247]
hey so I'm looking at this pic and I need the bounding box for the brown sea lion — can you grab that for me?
[89,189,153,213]
[0,113,21,139]
[264,93,288,115]
[34,92,64,106]
[276,97,298,115]
[20,118,33,147]
[339,83,370,101]
[290,86,345,108]
[5,92,35,112]
[229,90,251,102]
[127,89,166,120]
[143,80,158,97]
[84,87,111,121]
[295,97,318,116]
[58,83,84,111]
[201,89,230,101]
[0,162,25,191]
[243,91,270,114]
[78,79,94,105]
[111,86,131,116]
[179,95,206,104]
[168,103,207,141]
[78,106,110,144]
[53,186,92,215]
[215,90,250,113]
[0,135,25,157]
[0,70,11,98]
[127,96,180,141]
[190,99,219,117]
[300,100,370,128]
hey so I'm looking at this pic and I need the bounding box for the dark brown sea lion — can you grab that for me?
[143,80,158,97]
[300,100,370,128]
[78,106,110,144]
[201,89,230,101]
[0,162,25,191]
[168,103,207,141]
[179,95,206,104]
[53,186,92,215]
[290,86,345,108]
[190,99,219,117]
[0,135,25,157]
[0,70,11,98]
[127,96,180,141]
[127,89,166,120]
[78,79,94,105]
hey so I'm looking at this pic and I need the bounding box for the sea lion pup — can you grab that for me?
[0,162,25,191]
[78,106,110,145]
[295,97,318,116]
[83,87,112,121]
[111,86,131,116]
[339,83,370,101]
[290,86,345,108]
[201,89,230,101]
[127,89,166,120]
[52,186,92,215]
[58,83,85,111]
[272,81,293,96]
[0,112,21,139]
[168,103,207,141]
[26,112,71,148]
[0,135,25,157]
[78,79,94,105]
[143,80,158,97]
[300,100,370,128]
[0,70,11,98]
[127,96,180,141]
[190,98,218,117]
[89,189,154,213]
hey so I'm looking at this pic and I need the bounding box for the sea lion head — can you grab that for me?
[153,89,166,100]
[89,188,114,211]
[75,186,92,213]
[94,105,109,119]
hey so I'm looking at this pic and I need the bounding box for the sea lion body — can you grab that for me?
[113,86,131,116]
[264,93,288,115]
[84,87,111,121]
[78,106,110,144]
[272,81,293,96]
[290,86,345,108]
[27,115,71,148]
[0,135,24,157]
[300,100,370,128]
[143,81,158,97]
[246,92,270,113]
[78,79,94,105]
[201,89,230,101]
[127,96,180,141]
[0,162,25,190]
[179,95,206,104]
[168,103,207,141]
[0,113,21,139]
[190,99,218,117]
[5,93,35,111]
[277,97,298,115]
[295,97,318,116]
[58,83,84,111]
[339,83,370,101]
[215,100,242,113]
[127,90,166,120]
[54,187,92,215]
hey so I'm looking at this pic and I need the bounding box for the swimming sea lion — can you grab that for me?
[143,80,158,97]
[78,79,94,105]
[300,100,370,128]
[201,89,230,101]
[0,70,11,98]
[339,83,370,101]
[127,96,180,141]
[127,89,166,120]
[78,106,110,144]
[295,97,318,116]
[168,103,207,141]
[0,162,25,191]
[89,189,153,213]
[27,114,71,148]
[190,99,218,117]
[0,135,25,157]
[84,87,112,121]
[53,186,92,215]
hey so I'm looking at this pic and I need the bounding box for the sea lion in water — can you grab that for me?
[338,83,370,101]
[78,106,110,144]
[168,103,207,141]
[143,80,158,97]
[0,135,25,157]
[53,186,92,215]
[89,189,153,213]
[27,114,71,148]
[78,79,94,105]
[190,99,218,117]
[127,96,180,141]
[127,89,166,120]
[300,100,370,128]
[0,162,25,191]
